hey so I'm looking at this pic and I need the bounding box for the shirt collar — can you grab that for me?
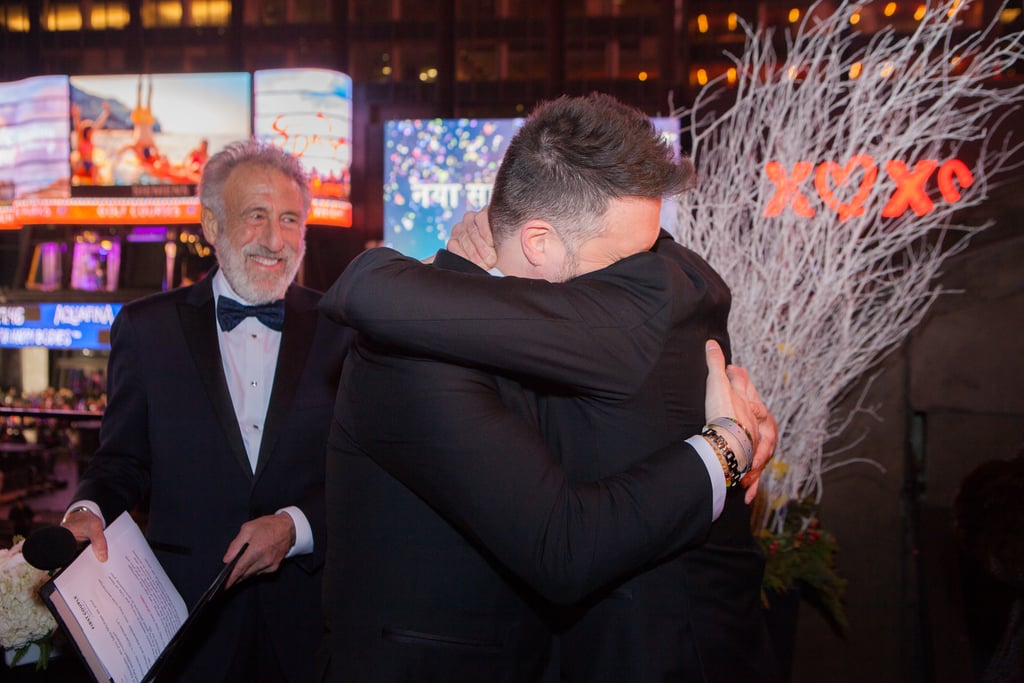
[212,269,253,305]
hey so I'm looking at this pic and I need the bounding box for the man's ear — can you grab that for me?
[519,220,558,267]
[199,207,219,245]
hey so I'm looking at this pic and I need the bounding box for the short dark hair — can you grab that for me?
[488,92,695,250]
[198,138,311,229]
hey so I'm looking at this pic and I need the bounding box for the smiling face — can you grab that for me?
[201,162,307,304]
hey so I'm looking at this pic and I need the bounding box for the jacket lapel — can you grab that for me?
[179,275,253,481]
[253,287,318,482]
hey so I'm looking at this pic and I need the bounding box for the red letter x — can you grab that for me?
[764,161,815,218]
[882,160,938,218]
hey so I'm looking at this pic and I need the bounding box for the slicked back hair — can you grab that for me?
[487,93,695,252]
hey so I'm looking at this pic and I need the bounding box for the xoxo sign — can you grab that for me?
[764,156,973,220]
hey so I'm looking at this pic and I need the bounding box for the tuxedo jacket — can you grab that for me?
[74,272,352,682]
[318,247,719,682]
[332,234,778,682]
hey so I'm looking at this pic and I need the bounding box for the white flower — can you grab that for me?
[0,541,56,650]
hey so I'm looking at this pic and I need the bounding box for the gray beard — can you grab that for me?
[215,237,305,304]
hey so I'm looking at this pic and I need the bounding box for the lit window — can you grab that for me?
[726,68,737,86]
[1000,8,1022,23]
[914,5,926,21]
[142,0,183,27]
[45,3,82,31]
[696,68,708,86]
[638,71,648,82]
[697,14,709,33]
[849,62,862,79]
[192,0,230,26]
[727,13,738,31]
[91,4,130,29]
[788,8,800,23]
[0,6,30,31]
[884,3,897,17]
[849,11,861,25]
[880,62,895,78]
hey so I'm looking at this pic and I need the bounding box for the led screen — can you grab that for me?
[68,73,252,196]
[254,68,352,202]
[383,116,682,260]
[0,303,122,350]
[0,75,71,203]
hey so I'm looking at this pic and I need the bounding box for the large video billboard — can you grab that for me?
[0,75,71,203]
[383,117,681,260]
[254,68,352,202]
[0,69,352,229]
[68,72,252,197]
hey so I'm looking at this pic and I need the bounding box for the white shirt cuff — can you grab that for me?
[66,500,106,527]
[277,506,313,558]
[685,435,727,521]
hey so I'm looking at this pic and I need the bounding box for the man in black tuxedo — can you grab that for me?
[432,215,779,683]
[319,93,775,681]
[62,139,353,682]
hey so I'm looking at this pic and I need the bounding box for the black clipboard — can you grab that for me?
[139,542,248,683]
[41,541,248,683]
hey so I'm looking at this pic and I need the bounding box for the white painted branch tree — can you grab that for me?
[674,0,1024,534]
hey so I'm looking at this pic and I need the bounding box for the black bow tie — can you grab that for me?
[217,296,286,332]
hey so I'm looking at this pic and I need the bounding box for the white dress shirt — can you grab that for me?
[71,272,313,557]
[212,271,312,557]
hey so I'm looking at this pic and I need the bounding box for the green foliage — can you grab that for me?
[757,500,847,631]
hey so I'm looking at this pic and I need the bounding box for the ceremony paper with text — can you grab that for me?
[42,512,187,683]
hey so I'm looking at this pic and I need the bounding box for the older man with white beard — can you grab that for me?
[61,139,353,682]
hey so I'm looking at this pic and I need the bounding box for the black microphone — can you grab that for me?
[23,525,79,571]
